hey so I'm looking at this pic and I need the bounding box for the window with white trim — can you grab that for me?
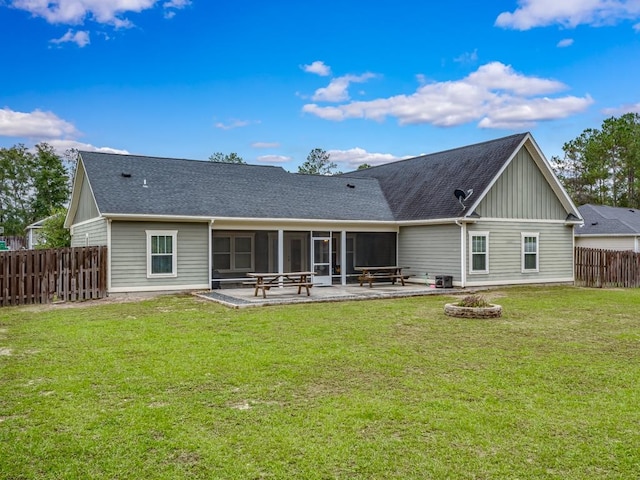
[213,233,254,272]
[146,230,177,278]
[522,233,539,272]
[469,232,489,274]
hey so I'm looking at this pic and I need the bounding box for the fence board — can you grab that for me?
[575,247,640,288]
[0,246,108,306]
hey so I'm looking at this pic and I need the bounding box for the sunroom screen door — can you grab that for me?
[311,233,331,286]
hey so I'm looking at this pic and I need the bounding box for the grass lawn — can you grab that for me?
[1,286,639,479]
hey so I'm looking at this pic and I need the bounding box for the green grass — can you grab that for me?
[1,286,639,479]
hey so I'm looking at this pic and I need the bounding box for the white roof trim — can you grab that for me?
[102,213,399,229]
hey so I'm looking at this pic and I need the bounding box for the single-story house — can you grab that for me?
[575,204,640,252]
[26,216,53,249]
[64,132,582,293]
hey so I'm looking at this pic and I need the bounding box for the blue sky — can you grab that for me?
[1,0,639,171]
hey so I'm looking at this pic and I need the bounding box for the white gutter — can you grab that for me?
[208,219,214,287]
[107,218,112,292]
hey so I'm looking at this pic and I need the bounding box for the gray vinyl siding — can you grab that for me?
[72,170,100,224]
[71,219,108,247]
[476,147,567,220]
[467,221,574,285]
[110,221,209,290]
[398,224,461,283]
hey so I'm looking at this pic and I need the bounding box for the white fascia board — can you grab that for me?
[71,216,108,229]
[477,217,572,224]
[575,233,638,238]
[212,217,399,231]
[397,217,476,227]
[103,214,399,232]
[104,213,215,223]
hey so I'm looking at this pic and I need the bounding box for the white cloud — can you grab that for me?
[163,0,190,19]
[214,119,257,130]
[257,154,291,164]
[251,142,280,148]
[454,49,479,64]
[47,139,130,155]
[10,0,154,25]
[50,29,90,47]
[302,62,593,129]
[478,95,594,128]
[602,102,640,115]
[0,108,127,155]
[327,148,406,168]
[557,38,574,47]
[467,62,566,95]
[312,73,377,103]
[9,0,188,26]
[302,61,331,76]
[495,0,640,30]
[0,108,79,138]
[163,0,191,7]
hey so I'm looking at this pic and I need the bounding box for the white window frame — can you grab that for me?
[146,230,178,278]
[469,231,489,274]
[521,232,539,273]
[213,233,255,273]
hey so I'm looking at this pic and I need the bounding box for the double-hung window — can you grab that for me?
[522,233,539,272]
[213,233,254,272]
[469,232,489,274]
[146,230,177,278]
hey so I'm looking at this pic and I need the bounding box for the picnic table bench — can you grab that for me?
[356,266,407,288]
[247,271,314,298]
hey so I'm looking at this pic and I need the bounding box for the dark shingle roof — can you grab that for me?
[342,133,528,220]
[576,204,640,235]
[79,152,395,221]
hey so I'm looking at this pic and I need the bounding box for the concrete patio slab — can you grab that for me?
[196,283,470,308]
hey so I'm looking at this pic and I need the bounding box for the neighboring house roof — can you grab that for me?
[77,152,395,222]
[576,204,640,236]
[26,215,56,231]
[343,132,566,221]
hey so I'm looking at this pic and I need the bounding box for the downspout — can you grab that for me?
[208,219,214,289]
[107,218,112,293]
[455,219,466,288]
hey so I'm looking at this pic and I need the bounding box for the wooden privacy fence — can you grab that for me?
[575,247,640,288]
[0,246,108,306]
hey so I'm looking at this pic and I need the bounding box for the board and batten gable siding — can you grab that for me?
[466,221,574,285]
[110,221,209,292]
[72,168,100,225]
[398,224,461,284]
[575,235,639,252]
[475,146,567,220]
[70,218,108,247]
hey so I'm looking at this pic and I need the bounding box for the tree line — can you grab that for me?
[552,113,640,208]
[0,144,70,244]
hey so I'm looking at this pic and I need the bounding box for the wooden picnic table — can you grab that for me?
[247,271,314,298]
[356,266,406,288]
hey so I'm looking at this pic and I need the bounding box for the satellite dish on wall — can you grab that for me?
[454,188,474,210]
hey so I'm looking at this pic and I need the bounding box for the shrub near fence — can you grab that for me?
[0,246,108,306]
[575,246,640,288]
